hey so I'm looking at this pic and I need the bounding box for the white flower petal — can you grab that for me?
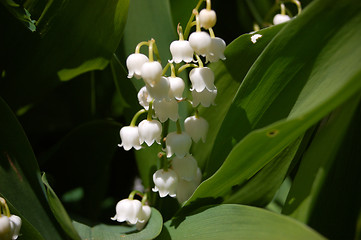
[146,76,170,101]
[273,14,291,25]
[141,61,162,87]
[206,37,226,62]
[172,154,198,181]
[170,40,194,63]
[166,132,192,158]
[119,126,141,151]
[189,67,215,92]
[111,199,142,225]
[176,168,202,203]
[184,116,209,143]
[192,88,217,107]
[168,77,185,100]
[138,120,162,146]
[154,99,179,123]
[189,31,212,56]
[152,169,178,198]
[199,9,217,29]
[126,53,149,79]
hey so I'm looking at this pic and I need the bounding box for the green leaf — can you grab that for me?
[184,0,361,208]
[42,173,82,240]
[0,0,36,31]
[73,207,163,240]
[158,204,325,240]
[0,96,65,240]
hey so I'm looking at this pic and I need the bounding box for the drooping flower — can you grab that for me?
[206,37,226,62]
[273,14,291,25]
[172,154,198,181]
[198,9,217,29]
[168,76,185,100]
[0,216,11,240]
[111,199,150,227]
[135,205,151,230]
[8,215,21,240]
[189,67,216,92]
[166,132,192,158]
[176,168,202,203]
[138,119,162,146]
[192,87,217,107]
[137,86,153,110]
[146,76,170,101]
[154,99,179,123]
[119,126,142,151]
[141,61,163,87]
[188,31,212,56]
[170,40,194,63]
[126,53,149,79]
[184,116,209,143]
[152,169,178,198]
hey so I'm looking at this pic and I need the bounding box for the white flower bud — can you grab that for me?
[176,168,202,203]
[126,53,149,79]
[166,132,192,158]
[141,61,163,87]
[206,37,226,62]
[152,169,178,198]
[168,77,185,100]
[192,88,217,107]
[119,126,142,151]
[138,119,162,146]
[184,116,209,143]
[154,99,179,123]
[273,14,291,25]
[189,31,212,56]
[111,199,143,225]
[172,154,198,181]
[199,9,217,29]
[0,216,11,240]
[170,40,194,63]
[9,215,21,240]
[135,205,151,230]
[138,86,153,110]
[189,67,216,92]
[146,76,170,101]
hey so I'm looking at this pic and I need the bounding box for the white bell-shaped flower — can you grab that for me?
[138,86,153,110]
[141,61,163,87]
[166,132,192,158]
[111,199,143,225]
[126,53,149,79]
[189,67,216,92]
[176,168,202,203]
[184,116,209,143]
[188,31,212,56]
[199,9,217,29]
[119,126,142,151]
[0,216,11,240]
[154,99,179,123]
[168,76,185,100]
[206,37,226,62]
[170,40,194,63]
[146,76,170,101]
[192,88,217,107]
[135,205,151,230]
[9,215,21,240]
[152,169,178,198]
[172,154,198,181]
[138,119,162,146]
[273,14,291,25]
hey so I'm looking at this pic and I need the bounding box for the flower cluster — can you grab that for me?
[272,1,302,25]
[114,0,225,230]
[0,198,21,240]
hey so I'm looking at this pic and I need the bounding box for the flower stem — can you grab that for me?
[195,54,204,68]
[206,0,211,10]
[148,40,154,62]
[128,190,144,200]
[208,27,215,38]
[141,193,148,205]
[130,109,147,127]
[184,0,205,39]
[147,101,154,121]
[177,24,184,41]
[176,119,182,134]
[170,63,176,78]
[178,63,198,74]
[135,41,149,54]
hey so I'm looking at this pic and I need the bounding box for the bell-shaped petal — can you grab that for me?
[141,61,163,87]
[138,120,162,146]
[168,76,185,100]
[138,86,153,110]
[119,126,142,151]
[126,53,149,79]
[184,116,209,143]
[172,154,198,181]
[188,31,212,56]
[152,169,178,198]
[166,132,192,158]
[154,99,179,123]
[199,9,217,29]
[170,40,194,63]
[0,216,12,240]
[146,76,170,101]
[206,37,226,63]
[189,67,216,92]
[9,215,21,240]
[273,14,291,25]
[192,88,217,107]
[111,199,143,225]
[135,205,152,230]
[176,168,202,203]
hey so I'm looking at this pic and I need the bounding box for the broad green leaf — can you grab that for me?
[184,0,361,208]
[158,204,325,240]
[283,95,361,239]
[42,173,81,240]
[73,207,163,240]
[0,96,65,240]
